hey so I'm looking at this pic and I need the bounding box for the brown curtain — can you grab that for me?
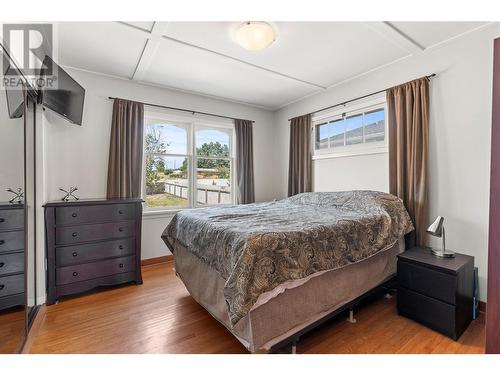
[234,119,255,204]
[288,114,312,196]
[387,77,429,247]
[106,99,144,199]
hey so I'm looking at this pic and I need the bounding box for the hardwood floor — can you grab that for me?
[29,261,485,354]
[0,308,25,353]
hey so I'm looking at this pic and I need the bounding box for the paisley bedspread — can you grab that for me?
[161,191,414,325]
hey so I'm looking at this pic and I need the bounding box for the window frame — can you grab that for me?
[193,123,234,208]
[142,111,235,214]
[312,95,388,160]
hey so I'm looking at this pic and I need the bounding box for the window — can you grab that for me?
[195,128,232,207]
[143,114,234,211]
[313,98,387,158]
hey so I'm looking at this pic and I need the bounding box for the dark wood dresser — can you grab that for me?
[0,204,25,312]
[397,247,474,340]
[44,199,143,305]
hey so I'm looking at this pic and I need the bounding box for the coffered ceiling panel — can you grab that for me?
[389,22,487,49]
[123,22,155,32]
[57,22,147,78]
[140,37,319,108]
[161,22,410,88]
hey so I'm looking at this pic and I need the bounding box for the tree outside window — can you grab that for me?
[143,120,234,210]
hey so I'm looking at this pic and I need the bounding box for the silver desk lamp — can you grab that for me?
[426,216,455,258]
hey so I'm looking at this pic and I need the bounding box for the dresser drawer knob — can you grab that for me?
[72,232,78,238]
[72,212,78,218]
[119,263,124,268]
[0,285,4,290]
[118,210,124,215]
[0,262,4,268]
[118,227,124,232]
[72,252,78,257]
[0,240,4,245]
[0,218,4,223]
[119,245,124,250]
[73,272,78,277]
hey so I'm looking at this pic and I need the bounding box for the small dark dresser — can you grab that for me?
[0,204,25,312]
[397,247,474,340]
[44,199,143,305]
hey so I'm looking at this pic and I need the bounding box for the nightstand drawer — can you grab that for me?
[398,260,456,305]
[398,286,456,339]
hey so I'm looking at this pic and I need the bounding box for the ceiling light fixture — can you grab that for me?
[235,21,276,51]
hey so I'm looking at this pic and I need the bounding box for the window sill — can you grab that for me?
[142,209,181,220]
[313,147,388,160]
[142,201,239,220]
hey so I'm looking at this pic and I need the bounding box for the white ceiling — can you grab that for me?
[56,21,489,110]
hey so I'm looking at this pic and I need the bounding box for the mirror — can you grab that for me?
[0,44,39,353]
[0,66,26,353]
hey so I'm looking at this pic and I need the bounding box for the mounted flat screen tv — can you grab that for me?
[3,64,24,119]
[40,56,85,125]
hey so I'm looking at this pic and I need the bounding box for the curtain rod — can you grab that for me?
[108,97,255,123]
[288,73,436,121]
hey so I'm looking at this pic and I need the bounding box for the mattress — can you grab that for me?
[172,238,404,352]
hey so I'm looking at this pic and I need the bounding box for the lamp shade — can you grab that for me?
[427,216,444,237]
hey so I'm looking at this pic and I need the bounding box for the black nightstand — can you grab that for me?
[397,247,474,340]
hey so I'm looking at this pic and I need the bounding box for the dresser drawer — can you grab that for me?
[56,238,135,267]
[398,286,456,339]
[0,230,24,253]
[0,252,24,276]
[0,273,25,298]
[55,204,137,225]
[56,256,136,285]
[55,221,136,245]
[398,260,457,305]
[0,209,24,231]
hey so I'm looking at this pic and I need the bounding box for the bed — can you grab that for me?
[161,190,413,353]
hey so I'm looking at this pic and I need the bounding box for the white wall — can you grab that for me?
[40,68,278,263]
[314,153,388,193]
[273,24,500,301]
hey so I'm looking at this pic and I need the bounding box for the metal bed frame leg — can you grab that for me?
[346,308,357,323]
[291,342,297,354]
